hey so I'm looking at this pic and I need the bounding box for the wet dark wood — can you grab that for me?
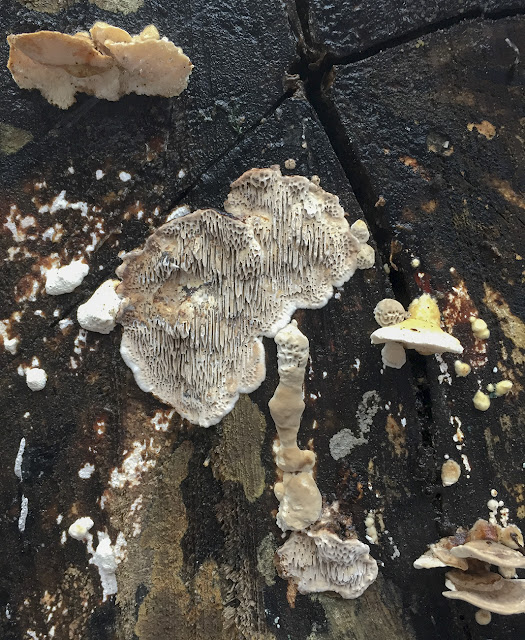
[0,1,524,639]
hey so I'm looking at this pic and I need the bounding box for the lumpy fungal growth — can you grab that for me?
[371,294,463,368]
[7,22,192,109]
[470,316,490,340]
[276,511,378,598]
[117,166,372,426]
[454,360,471,377]
[473,390,491,411]
[414,519,525,622]
[270,320,321,531]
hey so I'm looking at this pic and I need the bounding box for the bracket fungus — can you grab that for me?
[414,519,525,622]
[116,166,373,426]
[371,294,463,368]
[270,320,321,531]
[276,512,378,599]
[7,22,192,109]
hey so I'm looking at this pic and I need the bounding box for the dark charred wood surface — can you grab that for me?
[1,1,524,639]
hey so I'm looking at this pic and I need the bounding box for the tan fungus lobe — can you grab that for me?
[270,320,321,531]
[441,459,461,487]
[117,166,371,426]
[7,22,192,109]
[276,525,378,599]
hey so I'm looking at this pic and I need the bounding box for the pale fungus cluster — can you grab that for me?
[371,294,463,368]
[414,519,525,624]
[7,22,192,109]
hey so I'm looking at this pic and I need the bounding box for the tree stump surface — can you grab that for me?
[0,1,524,639]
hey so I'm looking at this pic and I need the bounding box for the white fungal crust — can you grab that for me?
[276,528,378,599]
[116,166,368,426]
[274,472,322,531]
[45,259,89,295]
[7,22,193,109]
[77,279,122,334]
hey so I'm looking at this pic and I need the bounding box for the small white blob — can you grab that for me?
[25,368,47,391]
[77,280,121,334]
[78,463,95,479]
[95,170,105,180]
[68,516,94,540]
[45,260,89,295]
[119,171,131,182]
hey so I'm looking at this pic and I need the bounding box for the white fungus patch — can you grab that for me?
[77,279,121,334]
[0,317,20,354]
[117,166,373,426]
[78,463,95,479]
[67,517,126,600]
[96,170,105,180]
[109,439,160,489]
[45,260,89,296]
[119,171,131,182]
[150,409,174,432]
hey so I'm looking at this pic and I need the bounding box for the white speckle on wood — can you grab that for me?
[78,463,95,479]
[14,437,26,480]
[18,495,28,532]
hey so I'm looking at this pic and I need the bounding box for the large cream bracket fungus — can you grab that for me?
[414,519,525,624]
[116,166,374,426]
[371,294,463,368]
[270,320,322,531]
[7,22,192,109]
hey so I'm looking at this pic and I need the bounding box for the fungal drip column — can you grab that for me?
[270,320,322,531]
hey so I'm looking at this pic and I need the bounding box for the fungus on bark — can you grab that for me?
[276,513,378,599]
[414,519,525,623]
[270,320,321,531]
[116,166,373,426]
[7,22,192,109]
[371,294,463,368]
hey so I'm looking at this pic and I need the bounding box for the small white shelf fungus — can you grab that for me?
[77,279,122,334]
[7,22,193,109]
[25,367,47,391]
[470,316,490,340]
[414,519,525,622]
[473,390,491,411]
[117,166,373,426]
[45,259,89,295]
[270,321,321,531]
[441,459,461,487]
[371,294,463,369]
[277,520,378,598]
[454,360,471,377]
